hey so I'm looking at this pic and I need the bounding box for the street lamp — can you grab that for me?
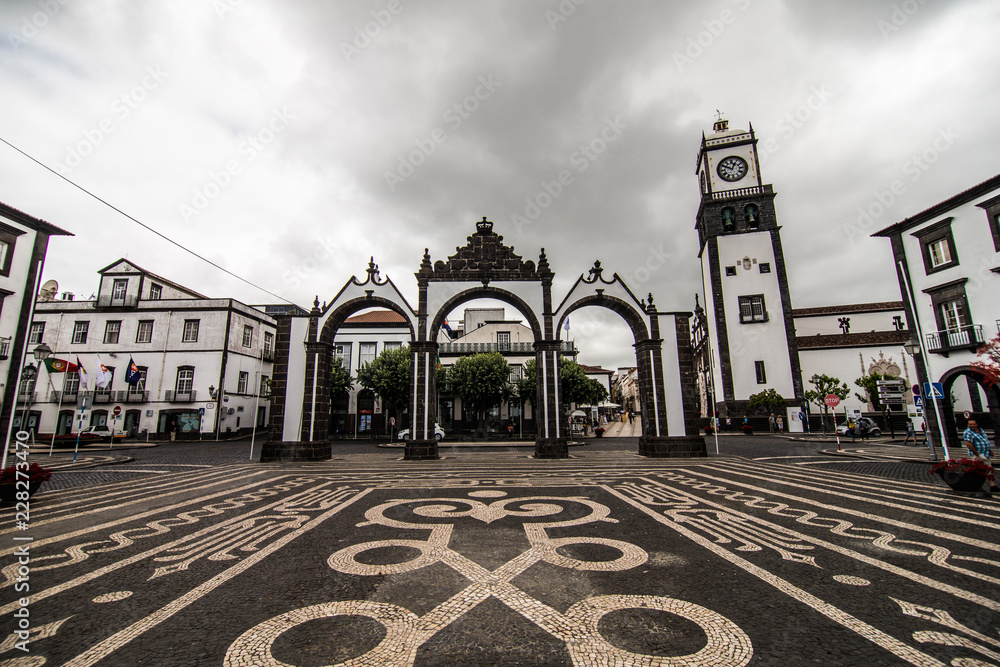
[19,363,37,432]
[903,341,920,357]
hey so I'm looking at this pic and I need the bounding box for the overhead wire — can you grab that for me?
[0,135,294,304]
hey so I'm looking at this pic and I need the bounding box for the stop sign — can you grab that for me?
[824,394,841,408]
[112,405,122,416]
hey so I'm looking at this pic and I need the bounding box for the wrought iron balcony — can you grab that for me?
[16,392,36,404]
[925,324,984,355]
[51,390,79,403]
[93,389,114,403]
[165,390,197,402]
[123,390,149,403]
[438,341,577,355]
[262,348,275,362]
[0,337,9,360]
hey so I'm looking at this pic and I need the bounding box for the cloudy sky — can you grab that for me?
[2,0,998,371]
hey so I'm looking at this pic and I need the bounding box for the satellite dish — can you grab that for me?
[39,280,58,301]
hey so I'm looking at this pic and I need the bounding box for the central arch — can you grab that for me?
[429,287,544,343]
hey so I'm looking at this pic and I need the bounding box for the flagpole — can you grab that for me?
[47,369,62,456]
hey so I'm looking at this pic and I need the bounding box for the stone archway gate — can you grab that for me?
[262,218,705,461]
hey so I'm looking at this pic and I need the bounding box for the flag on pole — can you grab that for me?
[564,318,570,332]
[77,356,90,390]
[442,318,453,338]
[125,357,142,385]
[43,358,78,373]
[95,355,113,389]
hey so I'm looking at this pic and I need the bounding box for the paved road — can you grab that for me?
[4,435,995,665]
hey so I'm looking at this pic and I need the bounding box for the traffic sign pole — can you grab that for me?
[824,394,841,449]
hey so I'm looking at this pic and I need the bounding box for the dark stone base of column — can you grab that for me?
[534,438,569,459]
[404,439,439,460]
[638,435,707,458]
[259,440,331,462]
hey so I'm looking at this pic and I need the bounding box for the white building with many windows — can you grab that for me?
[873,174,1000,451]
[25,259,276,439]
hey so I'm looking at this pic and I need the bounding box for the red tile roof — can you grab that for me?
[344,310,408,324]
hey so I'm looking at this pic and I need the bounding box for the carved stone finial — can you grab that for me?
[476,216,494,234]
[312,295,320,314]
[694,293,701,310]
[537,248,550,273]
[647,293,655,310]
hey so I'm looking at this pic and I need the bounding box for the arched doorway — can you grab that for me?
[938,366,999,453]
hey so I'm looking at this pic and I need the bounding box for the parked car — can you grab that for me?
[836,418,882,437]
[396,423,445,441]
[54,426,126,444]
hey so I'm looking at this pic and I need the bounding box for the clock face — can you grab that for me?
[717,156,748,182]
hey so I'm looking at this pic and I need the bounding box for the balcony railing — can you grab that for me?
[262,348,275,362]
[0,337,9,360]
[122,390,149,403]
[16,392,36,404]
[93,389,114,403]
[51,390,79,403]
[165,390,197,402]
[96,294,139,309]
[925,324,985,354]
[438,341,577,354]
[708,184,773,201]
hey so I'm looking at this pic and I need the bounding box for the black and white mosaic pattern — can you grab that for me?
[2,456,998,665]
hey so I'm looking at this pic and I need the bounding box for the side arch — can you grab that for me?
[554,294,650,344]
[937,365,1000,452]
[319,296,417,346]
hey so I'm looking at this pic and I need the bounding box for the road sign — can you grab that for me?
[914,396,924,408]
[912,384,921,396]
[198,408,206,416]
[824,394,841,408]
[112,405,122,416]
[964,411,971,419]
[923,382,945,399]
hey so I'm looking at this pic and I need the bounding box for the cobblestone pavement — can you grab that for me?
[3,438,998,666]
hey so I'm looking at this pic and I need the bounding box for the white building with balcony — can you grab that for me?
[25,259,277,439]
[873,174,1000,451]
[0,201,73,446]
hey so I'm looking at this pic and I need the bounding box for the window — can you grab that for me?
[755,361,767,384]
[359,343,376,366]
[28,322,44,345]
[759,263,771,274]
[738,295,767,323]
[721,207,735,232]
[104,320,121,344]
[63,372,80,396]
[182,319,199,342]
[111,279,128,301]
[977,194,1000,252]
[913,218,958,275]
[384,342,402,351]
[725,266,737,277]
[72,321,89,344]
[333,343,351,372]
[136,320,154,343]
[149,283,162,300]
[238,371,249,394]
[130,367,147,392]
[745,205,759,229]
[264,331,274,354]
[175,367,194,394]
[939,298,969,331]
[509,366,523,382]
[260,375,270,397]
[0,221,23,277]
[242,325,253,347]
[497,332,511,351]
[923,278,978,351]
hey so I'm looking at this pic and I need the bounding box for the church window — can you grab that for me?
[754,361,766,384]
[738,295,767,323]
[721,208,735,232]
[725,266,737,276]
[745,205,760,229]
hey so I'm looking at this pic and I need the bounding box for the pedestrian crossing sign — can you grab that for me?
[923,382,945,399]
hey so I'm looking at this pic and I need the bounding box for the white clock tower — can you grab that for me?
[695,118,803,417]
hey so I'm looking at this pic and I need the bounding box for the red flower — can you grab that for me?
[0,462,52,485]
[930,458,995,482]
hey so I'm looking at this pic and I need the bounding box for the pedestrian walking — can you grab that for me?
[768,414,776,433]
[903,420,916,445]
[628,411,634,425]
[776,416,784,433]
[860,420,870,442]
[847,418,856,442]
[507,422,514,440]
[963,419,998,492]
[726,417,732,432]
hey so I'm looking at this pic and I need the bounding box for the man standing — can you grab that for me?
[768,414,776,433]
[963,419,998,492]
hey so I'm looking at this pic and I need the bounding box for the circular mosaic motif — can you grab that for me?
[468,490,508,498]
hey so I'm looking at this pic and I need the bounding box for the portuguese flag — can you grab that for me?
[43,358,79,373]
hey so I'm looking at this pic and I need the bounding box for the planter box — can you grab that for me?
[0,481,42,504]
[937,471,988,493]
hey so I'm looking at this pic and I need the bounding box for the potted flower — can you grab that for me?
[704,425,715,435]
[742,423,754,436]
[930,458,994,493]
[0,462,52,503]
[594,427,605,438]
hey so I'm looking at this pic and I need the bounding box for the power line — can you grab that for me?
[0,135,293,304]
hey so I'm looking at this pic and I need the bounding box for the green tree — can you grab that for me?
[449,352,511,437]
[747,388,786,415]
[804,374,850,434]
[515,359,608,409]
[356,345,411,424]
[517,359,538,408]
[329,356,354,397]
[854,372,889,411]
